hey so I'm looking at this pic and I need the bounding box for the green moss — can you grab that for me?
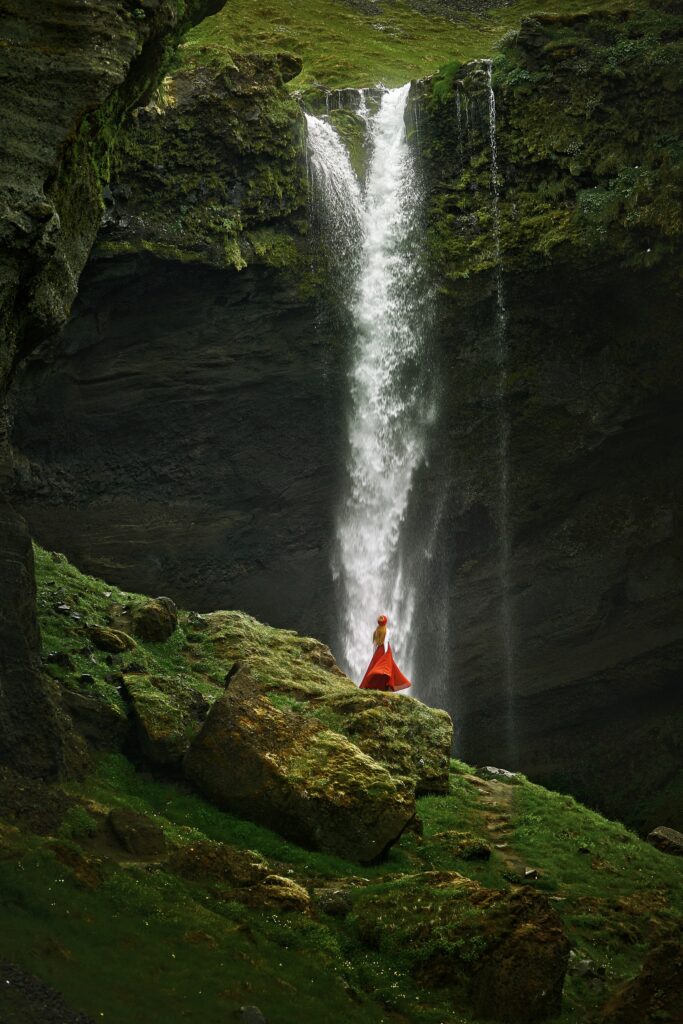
[420,3,683,286]
[34,546,225,721]
[104,53,309,277]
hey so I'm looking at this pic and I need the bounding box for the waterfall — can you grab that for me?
[306,85,433,688]
[304,113,364,268]
[484,59,516,765]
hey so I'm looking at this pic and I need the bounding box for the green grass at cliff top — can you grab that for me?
[184,0,637,89]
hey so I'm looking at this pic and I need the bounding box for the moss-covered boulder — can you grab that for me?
[123,673,212,766]
[169,840,269,886]
[108,807,167,857]
[598,936,683,1024]
[87,625,136,654]
[207,611,453,794]
[130,598,178,642]
[184,688,416,863]
[352,871,570,1022]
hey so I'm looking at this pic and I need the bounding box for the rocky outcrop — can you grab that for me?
[0,0,225,777]
[123,673,211,766]
[352,872,570,1022]
[598,936,683,1024]
[130,598,178,642]
[10,51,339,646]
[406,3,683,828]
[184,687,416,862]
[205,609,453,795]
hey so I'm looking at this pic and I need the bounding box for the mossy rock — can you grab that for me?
[351,871,570,1022]
[206,611,453,794]
[123,673,213,766]
[184,688,416,863]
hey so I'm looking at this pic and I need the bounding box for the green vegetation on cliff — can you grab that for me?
[2,546,681,1023]
[184,0,642,90]
[420,2,683,283]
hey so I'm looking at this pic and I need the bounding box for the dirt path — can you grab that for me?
[463,774,530,877]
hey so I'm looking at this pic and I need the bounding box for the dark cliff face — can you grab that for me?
[0,0,224,776]
[11,50,344,645]
[13,252,343,644]
[10,5,683,826]
[411,3,683,829]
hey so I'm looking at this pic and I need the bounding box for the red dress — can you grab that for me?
[360,644,411,692]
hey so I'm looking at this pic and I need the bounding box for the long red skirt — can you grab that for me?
[360,644,411,692]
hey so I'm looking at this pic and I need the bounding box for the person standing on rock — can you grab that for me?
[359,615,411,692]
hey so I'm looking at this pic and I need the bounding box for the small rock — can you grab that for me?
[477,765,520,781]
[169,841,268,886]
[525,867,539,879]
[315,887,353,918]
[46,651,74,669]
[87,625,136,654]
[55,603,71,615]
[236,1008,267,1024]
[108,807,166,857]
[646,826,683,856]
[240,875,311,914]
[131,598,178,642]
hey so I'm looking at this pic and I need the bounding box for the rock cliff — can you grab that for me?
[0,0,224,775]
[410,2,683,829]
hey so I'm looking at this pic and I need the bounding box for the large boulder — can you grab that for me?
[184,689,416,863]
[352,872,570,1023]
[123,674,212,766]
[207,611,453,794]
[130,599,178,642]
[598,937,683,1024]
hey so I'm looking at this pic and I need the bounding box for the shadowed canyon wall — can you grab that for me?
[10,4,683,827]
[0,0,224,775]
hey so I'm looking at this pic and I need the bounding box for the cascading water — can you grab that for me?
[484,59,516,764]
[306,85,433,688]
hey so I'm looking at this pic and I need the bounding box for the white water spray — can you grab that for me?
[306,85,431,685]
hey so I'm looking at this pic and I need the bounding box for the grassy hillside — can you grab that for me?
[0,547,681,1023]
[182,0,640,89]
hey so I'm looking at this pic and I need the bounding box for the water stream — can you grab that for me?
[484,59,516,765]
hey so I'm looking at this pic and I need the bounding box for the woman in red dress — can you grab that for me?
[359,615,411,692]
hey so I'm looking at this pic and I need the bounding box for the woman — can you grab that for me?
[359,614,411,692]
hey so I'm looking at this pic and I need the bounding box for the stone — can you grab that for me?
[130,599,178,642]
[598,937,683,1024]
[646,826,683,856]
[239,875,311,914]
[236,1008,267,1024]
[87,625,136,654]
[205,611,453,795]
[184,689,416,863]
[169,841,269,887]
[108,807,166,857]
[60,689,129,751]
[477,766,520,782]
[123,674,212,766]
[433,830,492,860]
